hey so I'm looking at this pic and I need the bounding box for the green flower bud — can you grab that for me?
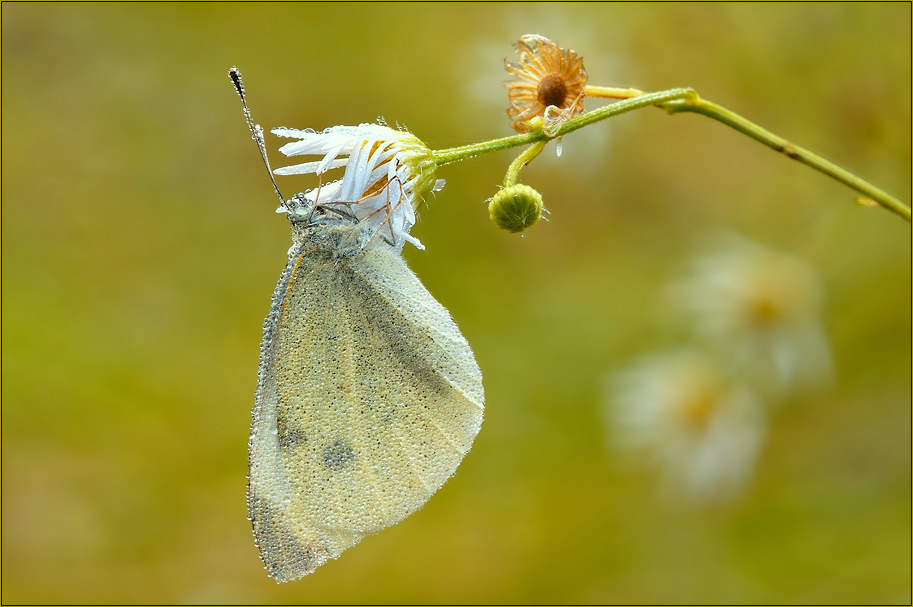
[488,184,544,233]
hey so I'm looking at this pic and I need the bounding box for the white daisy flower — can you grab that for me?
[671,232,832,398]
[607,349,766,503]
[271,123,444,252]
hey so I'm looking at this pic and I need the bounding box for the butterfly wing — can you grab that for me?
[248,241,484,582]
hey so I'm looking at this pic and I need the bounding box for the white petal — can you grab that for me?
[272,158,348,176]
[316,141,351,174]
[308,179,345,205]
[271,127,314,139]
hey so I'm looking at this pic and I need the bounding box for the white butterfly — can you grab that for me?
[246,126,484,582]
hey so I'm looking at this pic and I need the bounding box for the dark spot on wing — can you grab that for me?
[278,424,307,450]
[323,439,355,470]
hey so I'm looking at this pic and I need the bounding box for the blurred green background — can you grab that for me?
[2,3,910,604]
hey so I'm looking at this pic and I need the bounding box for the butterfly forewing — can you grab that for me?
[248,240,484,582]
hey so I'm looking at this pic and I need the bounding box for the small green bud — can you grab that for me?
[488,184,544,233]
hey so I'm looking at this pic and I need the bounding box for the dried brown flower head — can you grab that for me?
[504,35,588,133]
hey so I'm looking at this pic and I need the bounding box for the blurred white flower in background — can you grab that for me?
[607,350,766,503]
[670,232,832,399]
[605,232,831,504]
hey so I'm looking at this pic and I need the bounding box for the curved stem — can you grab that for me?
[661,95,911,222]
[431,87,910,223]
[503,140,548,187]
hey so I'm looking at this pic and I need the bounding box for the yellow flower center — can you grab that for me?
[678,390,718,431]
[747,294,782,325]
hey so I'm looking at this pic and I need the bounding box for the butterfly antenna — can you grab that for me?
[229,67,287,209]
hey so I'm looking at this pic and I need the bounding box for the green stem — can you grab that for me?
[503,140,548,187]
[431,132,537,166]
[432,88,696,167]
[431,87,910,223]
[661,94,911,222]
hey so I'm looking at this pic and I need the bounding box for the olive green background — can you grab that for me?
[2,3,910,604]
